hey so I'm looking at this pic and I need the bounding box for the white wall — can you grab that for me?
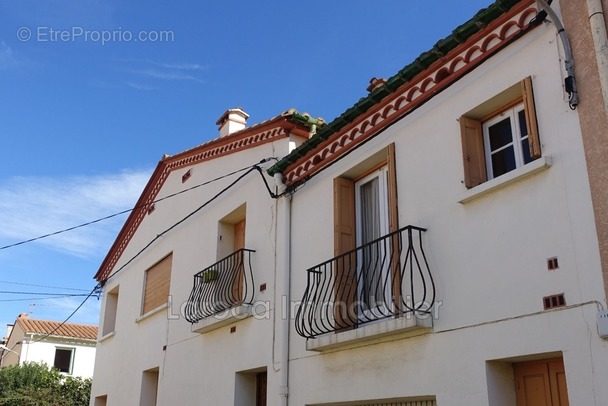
[90,137,293,405]
[21,337,96,379]
[286,12,608,406]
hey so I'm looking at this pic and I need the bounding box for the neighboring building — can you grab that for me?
[1,313,97,379]
[90,0,608,405]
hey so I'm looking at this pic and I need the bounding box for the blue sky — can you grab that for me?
[0,0,491,333]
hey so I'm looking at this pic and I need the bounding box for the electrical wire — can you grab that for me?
[28,285,101,345]
[0,280,90,292]
[104,163,266,283]
[0,161,267,252]
[0,291,92,296]
[0,295,91,302]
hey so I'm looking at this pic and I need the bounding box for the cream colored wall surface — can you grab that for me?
[287,16,608,406]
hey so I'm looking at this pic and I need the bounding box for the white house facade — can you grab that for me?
[1,314,97,379]
[90,0,608,405]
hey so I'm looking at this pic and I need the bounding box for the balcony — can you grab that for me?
[185,249,255,333]
[295,226,436,350]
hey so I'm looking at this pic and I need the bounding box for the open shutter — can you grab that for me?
[460,116,487,188]
[386,143,402,309]
[521,76,541,159]
[334,177,357,329]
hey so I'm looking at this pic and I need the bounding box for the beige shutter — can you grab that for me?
[386,143,402,308]
[143,254,172,314]
[460,116,487,188]
[334,177,357,329]
[521,76,541,159]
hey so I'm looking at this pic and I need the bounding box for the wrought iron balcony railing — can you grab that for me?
[295,225,435,338]
[184,249,255,324]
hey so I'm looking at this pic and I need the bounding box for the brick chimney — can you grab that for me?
[367,77,387,92]
[216,107,249,137]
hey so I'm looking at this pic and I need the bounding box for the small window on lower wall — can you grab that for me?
[460,76,541,188]
[94,395,108,406]
[53,347,74,374]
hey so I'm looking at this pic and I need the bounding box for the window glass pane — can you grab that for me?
[488,117,513,151]
[359,177,380,244]
[54,348,72,373]
[521,138,533,164]
[518,109,528,137]
[491,145,516,177]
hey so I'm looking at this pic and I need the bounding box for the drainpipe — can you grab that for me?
[274,173,291,406]
[535,0,580,108]
[587,0,608,121]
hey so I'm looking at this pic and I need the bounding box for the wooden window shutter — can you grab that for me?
[143,253,172,314]
[386,143,402,308]
[333,177,357,329]
[521,76,541,159]
[460,116,487,188]
[386,143,399,233]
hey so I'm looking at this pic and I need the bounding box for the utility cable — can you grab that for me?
[104,161,270,283]
[0,161,265,251]
[28,285,101,345]
[0,280,89,292]
[0,291,92,296]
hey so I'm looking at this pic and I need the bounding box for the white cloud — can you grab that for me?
[127,82,156,91]
[27,296,101,325]
[0,169,151,258]
[0,42,19,70]
[134,68,205,84]
[155,62,208,71]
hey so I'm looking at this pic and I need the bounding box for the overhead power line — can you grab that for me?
[0,160,273,252]
[0,280,90,292]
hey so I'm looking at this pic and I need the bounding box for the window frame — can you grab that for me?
[482,102,530,179]
[460,76,541,189]
[53,347,74,374]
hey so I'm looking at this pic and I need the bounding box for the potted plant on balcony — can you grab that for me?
[201,268,218,283]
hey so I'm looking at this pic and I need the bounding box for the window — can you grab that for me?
[218,204,247,303]
[94,395,108,406]
[54,347,74,374]
[355,168,390,315]
[513,357,569,405]
[333,143,399,327]
[142,254,172,315]
[461,76,540,188]
[101,285,119,336]
[140,368,159,406]
[234,368,266,406]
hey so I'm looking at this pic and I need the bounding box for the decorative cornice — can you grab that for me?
[95,116,309,282]
[274,1,539,187]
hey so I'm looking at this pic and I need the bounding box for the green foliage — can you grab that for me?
[0,362,91,406]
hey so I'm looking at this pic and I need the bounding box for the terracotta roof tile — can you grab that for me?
[17,316,98,340]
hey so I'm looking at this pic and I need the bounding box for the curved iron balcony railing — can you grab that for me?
[295,225,435,339]
[184,249,255,324]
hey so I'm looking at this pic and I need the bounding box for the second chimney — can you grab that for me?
[216,107,249,137]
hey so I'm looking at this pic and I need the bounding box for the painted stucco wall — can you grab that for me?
[19,338,96,379]
[90,1,608,405]
[285,7,608,405]
[2,323,95,379]
[90,137,295,405]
